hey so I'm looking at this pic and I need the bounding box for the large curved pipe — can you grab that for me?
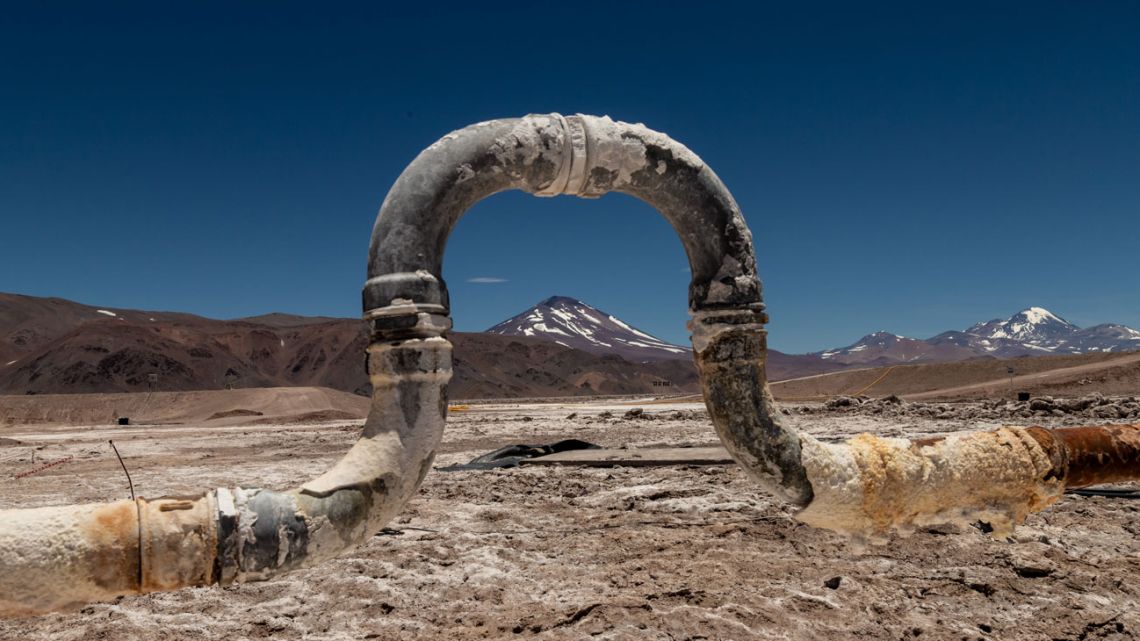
[362,113,1140,539]
[364,113,811,504]
[0,333,448,616]
[2,114,1138,617]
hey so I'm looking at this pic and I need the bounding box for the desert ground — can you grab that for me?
[1,393,1138,641]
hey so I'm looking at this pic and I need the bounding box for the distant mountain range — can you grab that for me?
[2,292,1137,398]
[482,296,844,380]
[814,306,1140,367]
[489,299,1140,370]
[0,293,702,398]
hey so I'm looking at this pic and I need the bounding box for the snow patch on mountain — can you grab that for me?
[816,306,1140,365]
[967,307,1079,350]
[486,296,689,362]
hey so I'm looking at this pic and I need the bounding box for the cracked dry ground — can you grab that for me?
[1,402,1138,640]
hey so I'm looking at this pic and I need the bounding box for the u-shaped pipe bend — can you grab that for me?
[2,114,1138,617]
[362,113,814,506]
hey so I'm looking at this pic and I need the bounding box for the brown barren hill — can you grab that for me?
[0,386,369,427]
[8,293,1138,402]
[449,333,699,399]
[1,293,707,399]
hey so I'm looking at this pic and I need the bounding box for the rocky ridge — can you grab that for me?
[798,393,1140,422]
[817,307,1140,366]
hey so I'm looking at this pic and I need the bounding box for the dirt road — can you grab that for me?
[772,351,1140,401]
[905,351,1140,400]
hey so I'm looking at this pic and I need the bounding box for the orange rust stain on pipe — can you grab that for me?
[913,424,1140,490]
[82,501,141,593]
[1052,423,1140,488]
[856,434,916,534]
[911,436,946,448]
[138,496,217,592]
[1020,426,1068,483]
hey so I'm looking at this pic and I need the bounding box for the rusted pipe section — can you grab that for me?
[912,424,1140,491]
[1049,424,1140,487]
[0,334,449,616]
[791,421,1140,540]
[0,497,217,617]
[693,308,1140,540]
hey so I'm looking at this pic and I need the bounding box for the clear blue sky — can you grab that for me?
[2,3,1139,353]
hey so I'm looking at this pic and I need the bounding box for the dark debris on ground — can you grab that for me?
[795,393,1140,422]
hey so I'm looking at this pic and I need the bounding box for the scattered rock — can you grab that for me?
[823,576,842,590]
[206,408,264,420]
[624,408,645,419]
[825,396,861,409]
[802,393,1140,421]
[1012,564,1053,579]
[1008,546,1057,579]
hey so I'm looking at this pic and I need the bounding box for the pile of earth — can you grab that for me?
[539,408,711,423]
[796,393,1140,422]
[612,408,708,421]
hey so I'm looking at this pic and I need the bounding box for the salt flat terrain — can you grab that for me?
[1,400,1137,640]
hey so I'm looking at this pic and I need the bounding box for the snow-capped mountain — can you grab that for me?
[814,307,1140,365]
[965,307,1079,352]
[1065,323,1140,353]
[815,331,961,365]
[486,296,690,362]
[483,299,1140,370]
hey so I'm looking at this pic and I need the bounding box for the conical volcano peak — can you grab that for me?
[486,296,689,362]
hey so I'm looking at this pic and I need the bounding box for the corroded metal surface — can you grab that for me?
[889,423,1140,494]
[1049,424,1140,487]
[364,114,763,317]
[796,427,1067,540]
[0,497,216,616]
[692,315,813,505]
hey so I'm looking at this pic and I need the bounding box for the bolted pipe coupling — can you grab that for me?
[532,113,590,197]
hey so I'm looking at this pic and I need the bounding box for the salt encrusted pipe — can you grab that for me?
[0,497,217,617]
[692,314,1140,540]
[0,335,449,617]
[3,113,1139,617]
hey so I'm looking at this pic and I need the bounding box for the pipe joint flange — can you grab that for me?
[532,113,590,198]
[214,487,240,586]
[368,311,452,341]
[362,272,448,318]
[688,307,768,354]
[213,487,310,585]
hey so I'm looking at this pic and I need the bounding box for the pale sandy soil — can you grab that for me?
[1,400,1137,641]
